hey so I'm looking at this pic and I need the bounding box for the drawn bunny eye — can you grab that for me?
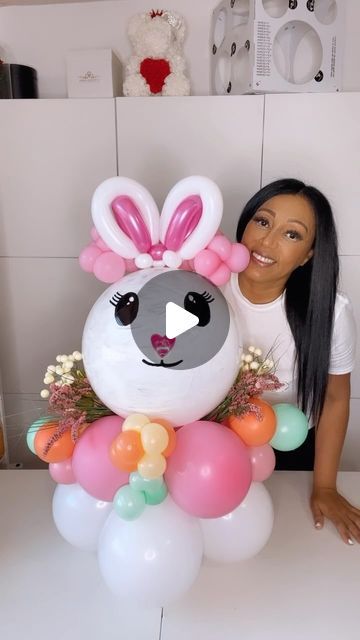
[110,292,139,326]
[183,291,214,327]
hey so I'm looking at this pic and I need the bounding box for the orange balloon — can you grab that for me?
[228,397,276,446]
[110,430,144,472]
[34,422,75,463]
[152,418,177,458]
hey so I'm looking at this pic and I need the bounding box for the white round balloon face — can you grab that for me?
[82,268,240,425]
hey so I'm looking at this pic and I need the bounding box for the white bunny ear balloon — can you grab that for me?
[160,175,223,267]
[91,177,160,261]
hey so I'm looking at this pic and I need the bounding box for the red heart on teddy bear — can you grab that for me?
[140,58,171,94]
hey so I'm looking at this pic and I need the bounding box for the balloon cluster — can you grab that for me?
[27,175,309,607]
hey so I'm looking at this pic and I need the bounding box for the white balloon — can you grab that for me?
[52,483,112,552]
[135,253,153,269]
[91,177,160,259]
[160,176,223,259]
[98,495,203,607]
[82,268,240,425]
[163,250,182,269]
[200,482,274,563]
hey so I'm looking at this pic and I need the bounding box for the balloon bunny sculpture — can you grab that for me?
[30,176,280,608]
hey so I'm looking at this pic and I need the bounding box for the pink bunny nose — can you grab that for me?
[150,243,166,260]
[151,334,176,358]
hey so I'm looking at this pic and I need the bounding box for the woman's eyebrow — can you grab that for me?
[257,207,275,216]
[287,218,309,233]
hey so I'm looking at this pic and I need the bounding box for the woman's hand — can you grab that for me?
[311,487,360,545]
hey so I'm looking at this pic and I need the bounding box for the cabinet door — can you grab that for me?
[0,98,117,257]
[116,95,265,240]
[263,94,360,469]
[0,99,116,466]
[262,93,360,256]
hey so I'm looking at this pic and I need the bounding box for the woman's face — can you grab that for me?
[240,194,316,288]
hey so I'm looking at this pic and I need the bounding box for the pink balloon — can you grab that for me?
[95,237,110,251]
[164,196,203,250]
[93,251,126,283]
[49,458,76,484]
[210,263,231,286]
[112,196,152,253]
[194,249,221,277]
[124,258,138,273]
[249,445,276,482]
[90,226,100,242]
[180,259,193,271]
[208,235,232,261]
[226,243,250,272]
[72,416,128,501]
[165,421,252,518]
[79,244,102,272]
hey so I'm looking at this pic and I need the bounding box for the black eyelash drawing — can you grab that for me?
[201,291,215,303]
[110,292,123,307]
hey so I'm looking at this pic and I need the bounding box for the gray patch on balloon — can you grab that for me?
[130,271,230,370]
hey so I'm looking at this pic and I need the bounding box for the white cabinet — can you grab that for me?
[262,94,360,469]
[116,96,265,240]
[1,93,359,468]
[262,93,360,257]
[0,98,117,465]
[0,98,117,257]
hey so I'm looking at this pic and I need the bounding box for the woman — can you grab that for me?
[226,178,359,545]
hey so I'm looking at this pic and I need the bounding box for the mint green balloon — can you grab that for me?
[144,481,168,506]
[129,472,167,506]
[113,485,146,520]
[270,403,309,452]
[26,416,54,454]
[130,472,163,493]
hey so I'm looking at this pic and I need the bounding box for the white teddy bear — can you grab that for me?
[123,9,191,97]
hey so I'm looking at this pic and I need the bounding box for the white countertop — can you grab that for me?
[1,470,359,640]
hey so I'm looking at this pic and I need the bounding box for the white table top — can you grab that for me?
[1,470,359,640]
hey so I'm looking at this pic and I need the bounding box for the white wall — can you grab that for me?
[0,0,360,97]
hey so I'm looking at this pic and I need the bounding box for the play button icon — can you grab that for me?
[165,302,199,339]
[128,269,231,371]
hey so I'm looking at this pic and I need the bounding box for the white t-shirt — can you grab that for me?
[223,274,357,422]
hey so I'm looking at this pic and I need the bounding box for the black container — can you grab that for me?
[0,63,38,99]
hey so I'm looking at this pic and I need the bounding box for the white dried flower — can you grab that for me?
[62,374,74,385]
[254,348,262,357]
[250,361,260,370]
[40,389,49,399]
[244,354,253,363]
[47,365,56,373]
[73,351,82,361]
[44,374,54,384]
[56,355,62,363]
[242,364,250,372]
[248,346,255,353]
[55,365,64,375]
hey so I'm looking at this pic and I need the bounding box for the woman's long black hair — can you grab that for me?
[236,179,339,424]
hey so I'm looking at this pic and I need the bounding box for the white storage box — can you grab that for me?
[210,0,344,95]
[66,48,122,98]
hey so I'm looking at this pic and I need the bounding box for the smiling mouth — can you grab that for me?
[142,358,184,368]
[251,251,276,266]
